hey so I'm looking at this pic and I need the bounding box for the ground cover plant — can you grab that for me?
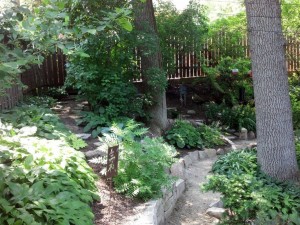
[165,120,224,149]
[0,101,98,224]
[205,102,256,132]
[202,149,300,225]
[98,119,177,200]
[0,97,86,149]
[289,73,300,130]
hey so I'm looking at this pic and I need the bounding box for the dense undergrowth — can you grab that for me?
[95,119,177,200]
[0,97,98,225]
[202,149,300,225]
[165,120,224,149]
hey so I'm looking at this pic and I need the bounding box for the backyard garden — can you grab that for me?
[0,0,300,225]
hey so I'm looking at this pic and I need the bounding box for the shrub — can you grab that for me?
[198,124,224,148]
[205,102,256,132]
[0,122,98,225]
[289,74,300,130]
[101,120,177,200]
[202,149,300,225]
[295,140,300,168]
[0,102,86,150]
[165,120,203,149]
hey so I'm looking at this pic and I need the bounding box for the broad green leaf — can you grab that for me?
[117,18,133,31]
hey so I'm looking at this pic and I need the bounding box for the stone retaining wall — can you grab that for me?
[124,148,217,225]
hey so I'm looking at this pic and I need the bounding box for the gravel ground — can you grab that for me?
[166,157,220,225]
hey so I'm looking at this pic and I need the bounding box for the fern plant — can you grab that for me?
[101,119,177,200]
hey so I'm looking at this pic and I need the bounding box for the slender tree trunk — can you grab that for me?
[132,0,168,134]
[245,0,299,181]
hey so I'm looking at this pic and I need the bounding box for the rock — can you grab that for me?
[84,150,103,159]
[188,151,199,162]
[248,131,256,140]
[216,148,225,155]
[247,142,257,149]
[170,159,186,179]
[94,142,104,147]
[183,155,193,167]
[175,179,185,199]
[225,135,238,140]
[206,207,226,219]
[209,200,224,208]
[187,110,196,115]
[198,151,208,159]
[204,148,217,158]
[239,128,248,140]
[227,129,236,134]
[18,126,37,136]
[76,133,91,140]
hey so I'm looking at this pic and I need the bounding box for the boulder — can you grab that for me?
[216,148,225,155]
[204,148,217,158]
[76,133,91,140]
[198,151,208,160]
[188,151,199,162]
[187,110,196,115]
[183,155,193,167]
[248,131,256,140]
[239,128,248,140]
[85,150,103,159]
[206,207,226,219]
[209,200,224,208]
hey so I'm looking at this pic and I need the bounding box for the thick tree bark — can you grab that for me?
[245,0,299,181]
[132,0,168,134]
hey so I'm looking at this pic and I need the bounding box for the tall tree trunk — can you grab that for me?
[245,0,299,181]
[132,0,168,134]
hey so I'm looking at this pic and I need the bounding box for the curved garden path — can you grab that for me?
[167,139,257,225]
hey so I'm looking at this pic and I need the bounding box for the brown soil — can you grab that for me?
[54,96,142,225]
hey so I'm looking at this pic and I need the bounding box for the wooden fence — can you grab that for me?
[21,50,66,93]
[167,33,300,79]
[0,85,23,111]
[1,33,300,109]
[0,51,66,110]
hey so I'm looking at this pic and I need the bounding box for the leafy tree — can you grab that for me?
[155,0,208,72]
[0,0,132,93]
[132,0,168,133]
[245,0,299,181]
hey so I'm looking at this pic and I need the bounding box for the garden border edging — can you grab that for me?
[124,148,217,225]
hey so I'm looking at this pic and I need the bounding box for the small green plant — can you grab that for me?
[66,134,88,150]
[205,102,256,132]
[0,122,98,225]
[41,87,68,99]
[0,101,87,150]
[165,120,203,149]
[202,149,300,225]
[101,120,177,200]
[23,96,57,108]
[198,124,224,148]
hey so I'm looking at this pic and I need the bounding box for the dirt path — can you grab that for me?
[167,157,220,225]
[167,139,257,225]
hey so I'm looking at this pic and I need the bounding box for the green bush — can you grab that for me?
[202,149,300,224]
[0,102,86,150]
[165,120,203,149]
[101,120,177,200]
[0,122,98,225]
[198,124,224,148]
[289,74,300,130]
[295,140,300,168]
[205,102,256,132]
